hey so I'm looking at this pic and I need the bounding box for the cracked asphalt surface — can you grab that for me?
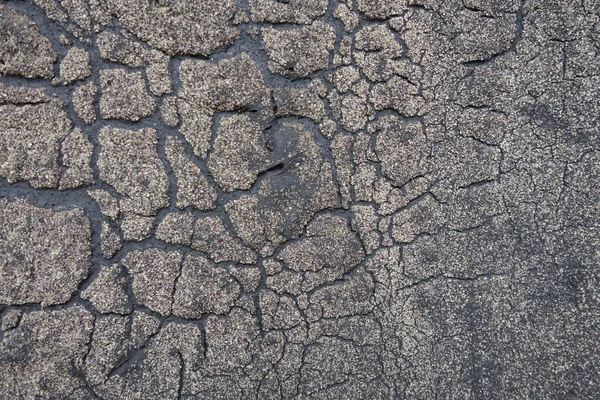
[1,0,599,398]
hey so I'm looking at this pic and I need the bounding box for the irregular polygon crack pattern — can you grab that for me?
[0,307,94,398]
[177,53,272,159]
[225,120,340,256]
[1,0,600,399]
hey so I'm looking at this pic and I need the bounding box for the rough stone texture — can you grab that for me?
[0,199,91,307]
[375,116,429,187]
[101,0,239,56]
[99,220,122,258]
[59,128,94,189]
[81,263,130,314]
[98,126,169,215]
[0,5,57,79]
[99,68,155,121]
[249,0,329,24]
[58,47,91,84]
[262,22,336,77]
[2,1,600,398]
[357,0,406,19]
[160,95,179,127]
[91,316,190,398]
[119,212,154,242]
[225,121,340,255]
[172,254,241,318]
[0,309,22,331]
[155,210,195,246]
[122,248,182,316]
[334,3,359,32]
[0,98,72,188]
[354,23,404,82]
[33,0,94,44]
[177,53,272,159]
[0,307,94,398]
[207,113,271,192]
[192,216,257,264]
[275,213,365,292]
[145,55,171,96]
[87,189,120,220]
[97,30,172,95]
[0,82,52,104]
[273,86,326,122]
[72,81,97,124]
[97,31,147,68]
[351,204,380,253]
[165,136,217,210]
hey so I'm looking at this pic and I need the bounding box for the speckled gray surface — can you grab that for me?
[1,0,599,399]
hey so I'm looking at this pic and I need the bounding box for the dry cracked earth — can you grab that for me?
[0,0,599,398]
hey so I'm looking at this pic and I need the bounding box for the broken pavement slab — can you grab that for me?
[0,307,94,398]
[262,22,336,77]
[177,53,272,159]
[0,97,72,189]
[0,198,91,307]
[102,0,240,56]
[99,68,156,121]
[97,126,169,216]
[58,47,91,85]
[225,120,340,255]
[0,5,57,79]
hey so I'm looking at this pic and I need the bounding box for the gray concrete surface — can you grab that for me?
[0,0,599,398]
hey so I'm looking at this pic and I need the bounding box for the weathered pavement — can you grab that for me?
[0,0,599,398]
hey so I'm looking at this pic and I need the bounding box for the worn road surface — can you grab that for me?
[1,0,599,398]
